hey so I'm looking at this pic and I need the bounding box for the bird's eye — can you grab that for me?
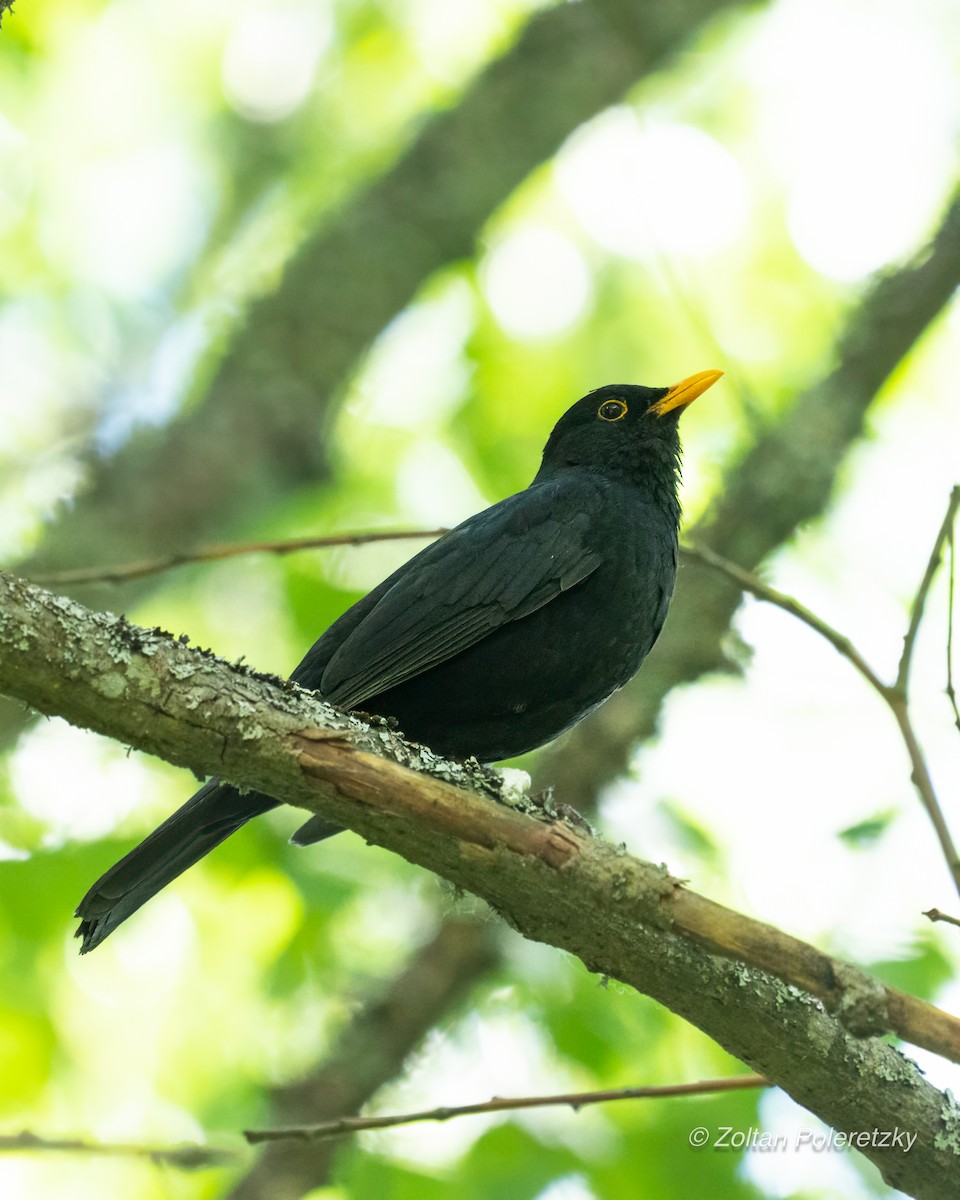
[598,399,628,422]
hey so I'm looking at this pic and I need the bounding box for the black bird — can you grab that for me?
[76,371,721,951]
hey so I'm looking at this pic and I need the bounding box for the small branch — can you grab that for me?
[897,484,960,694]
[678,544,887,695]
[924,908,960,930]
[28,529,448,588]
[947,503,960,731]
[244,1075,769,1144]
[886,697,960,894]
[0,1131,236,1168]
[683,490,960,898]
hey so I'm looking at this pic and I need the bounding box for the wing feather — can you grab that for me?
[319,476,604,709]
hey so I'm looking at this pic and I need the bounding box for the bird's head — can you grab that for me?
[536,370,722,486]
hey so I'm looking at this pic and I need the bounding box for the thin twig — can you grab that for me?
[0,1130,236,1168]
[678,545,887,695]
[880,487,960,893]
[683,489,960,898]
[244,1074,769,1144]
[947,500,960,731]
[28,529,449,587]
[924,908,960,929]
[897,484,960,694]
[885,697,960,891]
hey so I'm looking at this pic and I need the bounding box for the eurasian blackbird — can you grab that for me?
[76,371,721,951]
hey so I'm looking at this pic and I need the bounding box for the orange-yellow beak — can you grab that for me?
[648,369,723,418]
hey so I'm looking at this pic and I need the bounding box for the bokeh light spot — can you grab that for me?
[481,226,591,339]
[557,109,750,259]
[222,5,332,123]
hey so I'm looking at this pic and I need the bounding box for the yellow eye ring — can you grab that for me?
[598,399,628,422]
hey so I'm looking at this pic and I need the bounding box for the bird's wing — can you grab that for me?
[314,476,604,710]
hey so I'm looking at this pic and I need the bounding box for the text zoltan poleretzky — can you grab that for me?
[688,1126,917,1153]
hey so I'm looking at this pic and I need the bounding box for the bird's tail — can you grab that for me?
[75,779,278,953]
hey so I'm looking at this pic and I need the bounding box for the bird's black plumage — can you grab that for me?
[76,372,721,951]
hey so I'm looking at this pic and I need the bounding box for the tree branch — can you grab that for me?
[0,1131,234,1169]
[3,570,960,1197]
[244,1075,769,1144]
[28,529,449,588]
[898,485,960,694]
[925,909,960,930]
[947,511,960,731]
